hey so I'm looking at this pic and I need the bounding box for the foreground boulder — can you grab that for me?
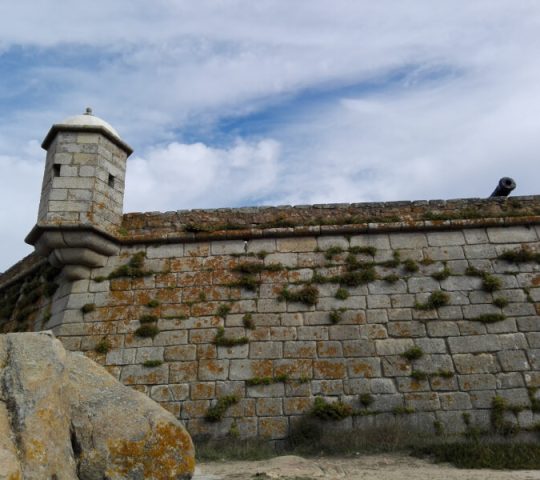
[0,332,195,480]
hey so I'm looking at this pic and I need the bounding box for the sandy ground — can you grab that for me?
[194,454,540,480]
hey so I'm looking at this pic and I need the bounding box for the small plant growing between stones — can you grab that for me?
[310,397,353,420]
[205,395,239,422]
[108,252,153,279]
[216,304,232,318]
[401,346,424,361]
[242,313,255,330]
[383,274,400,284]
[433,420,444,436]
[493,297,509,308]
[381,251,401,268]
[498,247,540,264]
[415,291,450,310]
[143,360,163,368]
[278,285,319,306]
[329,308,345,324]
[335,288,349,300]
[256,250,268,259]
[246,374,288,386]
[228,276,261,292]
[420,256,435,266]
[135,324,160,338]
[325,246,344,260]
[94,338,111,354]
[147,299,160,308]
[198,292,207,302]
[139,314,159,324]
[472,313,506,323]
[349,245,377,256]
[81,303,96,314]
[528,387,540,412]
[465,266,501,292]
[410,370,429,381]
[482,273,502,292]
[523,287,534,303]
[431,263,451,281]
[403,258,419,273]
[228,420,240,439]
[359,393,375,408]
[213,327,249,347]
[491,396,519,436]
[392,406,415,415]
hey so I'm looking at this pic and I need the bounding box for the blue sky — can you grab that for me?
[1,1,540,270]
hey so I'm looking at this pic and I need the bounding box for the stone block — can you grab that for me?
[497,350,530,371]
[448,335,501,353]
[463,244,497,259]
[249,342,282,359]
[229,359,272,380]
[343,378,370,395]
[368,280,407,295]
[347,358,381,378]
[283,397,312,415]
[312,380,344,395]
[276,237,317,252]
[397,377,429,392]
[404,392,440,411]
[316,236,349,250]
[329,325,360,340]
[408,277,439,293]
[372,394,403,412]
[297,326,328,341]
[210,240,245,255]
[317,341,343,357]
[423,246,465,261]
[375,338,414,355]
[496,372,525,389]
[387,321,426,338]
[381,356,411,377]
[146,244,184,258]
[135,347,164,362]
[270,327,297,341]
[391,294,415,308]
[169,361,198,382]
[388,308,412,321]
[458,374,496,391]
[367,295,391,309]
[342,339,375,357]
[191,382,215,400]
[499,333,528,350]
[487,226,537,243]
[164,345,197,362]
[389,233,427,249]
[426,321,460,337]
[441,276,482,291]
[366,310,388,324]
[414,338,447,354]
[256,398,283,416]
[454,353,498,374]
[217,344,250,360]
[258,417,289,439]
[120,364,168,385]
[427,231,467,246]
[313,359,346,379]
[350,233,391,250]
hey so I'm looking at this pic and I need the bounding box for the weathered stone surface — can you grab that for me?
[0,332,195,480]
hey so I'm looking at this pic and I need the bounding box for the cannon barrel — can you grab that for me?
[490,177,516,197]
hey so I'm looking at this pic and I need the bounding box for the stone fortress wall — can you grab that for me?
[1,111,540,442]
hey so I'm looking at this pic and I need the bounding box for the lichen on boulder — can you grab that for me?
[0,332,195,480]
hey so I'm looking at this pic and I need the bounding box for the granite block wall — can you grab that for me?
[40,223,540,440]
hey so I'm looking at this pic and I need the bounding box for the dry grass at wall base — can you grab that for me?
[195,417,540,470]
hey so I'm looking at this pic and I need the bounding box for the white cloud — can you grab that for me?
[125,139,281,212]
[2,1,540,270]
